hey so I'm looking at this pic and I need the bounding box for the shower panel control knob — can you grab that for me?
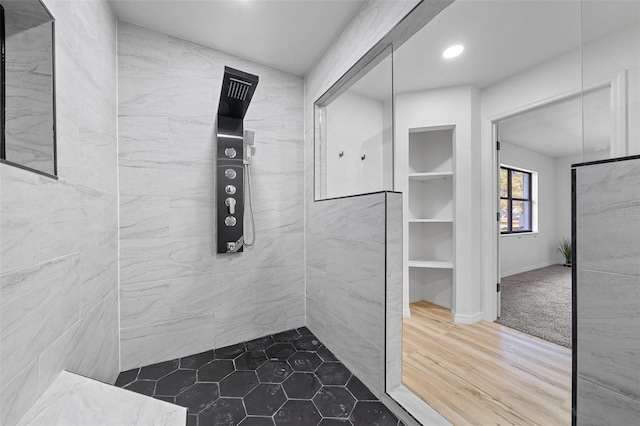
[224,169,236,179]
[224,147,237,158]
[225,198,236,214]
[225,216,236,227]
[225,185,236,195]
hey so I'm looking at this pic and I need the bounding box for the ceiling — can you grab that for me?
[108,0,365,76]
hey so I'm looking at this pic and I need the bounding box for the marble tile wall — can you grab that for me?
[575,158,640,424]
[0,1,118,425]
[117,21,305,371]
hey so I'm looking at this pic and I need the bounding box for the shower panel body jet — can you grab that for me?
[216,67,259,253]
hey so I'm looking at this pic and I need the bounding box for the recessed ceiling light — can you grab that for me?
[442,45,464,59]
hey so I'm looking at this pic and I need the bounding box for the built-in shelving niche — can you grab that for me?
[407,126,455,309]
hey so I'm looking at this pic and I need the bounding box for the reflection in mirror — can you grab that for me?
[314,48,392,200]
[0,0,56,178]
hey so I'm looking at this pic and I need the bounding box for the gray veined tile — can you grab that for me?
[117,20,169,78]
[169,196,215,238]
[79,241,118,316]
[167,35,226,81]
[76,128,118,194]
[120,195,171,240]
[577,378,640,426]
[168,115,216,162]
[118,115,169,168]
[120,279,172,329]
[0,166,40,273]
[39,289,120,393]
[118,74,172,117]
[0,254,81,387]
[120,237,215,285]
[121,315,216,371]
[0,358,40,426]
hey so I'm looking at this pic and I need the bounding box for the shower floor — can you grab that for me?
[115,327,404,426]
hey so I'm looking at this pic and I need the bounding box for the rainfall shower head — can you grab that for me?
[217,66,259,120]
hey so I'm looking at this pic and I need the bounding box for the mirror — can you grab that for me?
[0,0,56,178]
[314,47,393,200]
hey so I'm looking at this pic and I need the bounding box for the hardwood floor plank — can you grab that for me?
[402,301,572,425]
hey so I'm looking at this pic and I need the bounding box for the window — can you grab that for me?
[500,166,532,233]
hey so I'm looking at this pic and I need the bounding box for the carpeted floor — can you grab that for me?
[496,264,572,348]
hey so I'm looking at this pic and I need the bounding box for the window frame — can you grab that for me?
[500,166,533,234]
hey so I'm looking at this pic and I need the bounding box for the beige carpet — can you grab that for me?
[496,265,572,348]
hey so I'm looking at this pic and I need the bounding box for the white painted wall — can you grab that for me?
[326,91,386,198]
[499,142,558,277]
[395,86,482,322]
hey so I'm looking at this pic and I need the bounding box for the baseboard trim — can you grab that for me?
[501,261,559,278]
[452,310,482,324]
[403,307,412,318]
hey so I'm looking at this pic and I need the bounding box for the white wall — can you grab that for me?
[499,142,558,277]
[326,91,385,197]
[395,86,482,323]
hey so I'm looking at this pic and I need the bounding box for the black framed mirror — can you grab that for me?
[0,0,56,179]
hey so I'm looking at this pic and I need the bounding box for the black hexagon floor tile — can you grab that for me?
[274,400,321,425]
[282,372,321,399]
[115,328,399,426]
[313,386,356,418]
[199,397,246,425]
[115,368,139,387]
[293,335,322,351]
[346,376,376,401]
[317,346,338,362]
[272,329,300,343]
[288,351,322,372]
[265,343,296,360]
[350,401,398,426]
[155,369,197,397]
[215,343,246,359]
[180,350,215,369]
[199,359,235,382]
[244,384,287,416]
[235,350,268,371]
[138,359,178,380]
[239,416,276,425]
[246,335,276,351]
[220,371,260,397]
[175,382,220,414]
[316,362,352,386]
[257,360,293,383]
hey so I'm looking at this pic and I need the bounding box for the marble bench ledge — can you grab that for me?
[16,371,186,426]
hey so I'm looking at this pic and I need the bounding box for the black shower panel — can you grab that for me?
[216,67,258,253]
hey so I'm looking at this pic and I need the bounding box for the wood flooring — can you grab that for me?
[402,301,572,426]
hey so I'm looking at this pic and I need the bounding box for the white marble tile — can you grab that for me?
[577,270,640,400]
[168,196,215,238]
[577,378,640,426]
[346,196,386,244]
[118,115,169,168]
[117,20,168,78]
[348,289,385,350]
[121,315,216,371]
[1,255,80,387]
[120,195,171,239]
[16,371,186,426]
[39,290,120,392]
[0,359,40,426]
[0,166,40,273]
[168,116,216,162]
[79,241,118,315]
[76,128,118,194]
[119,237,215,284]
[305,265,350,326]
[120,280,172,329]
[577,160,640,276]
[326,237,385,294]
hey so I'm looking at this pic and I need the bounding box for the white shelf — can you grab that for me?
[408,260,453,269]
[409,219,453,223]
[408,172,453,181]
